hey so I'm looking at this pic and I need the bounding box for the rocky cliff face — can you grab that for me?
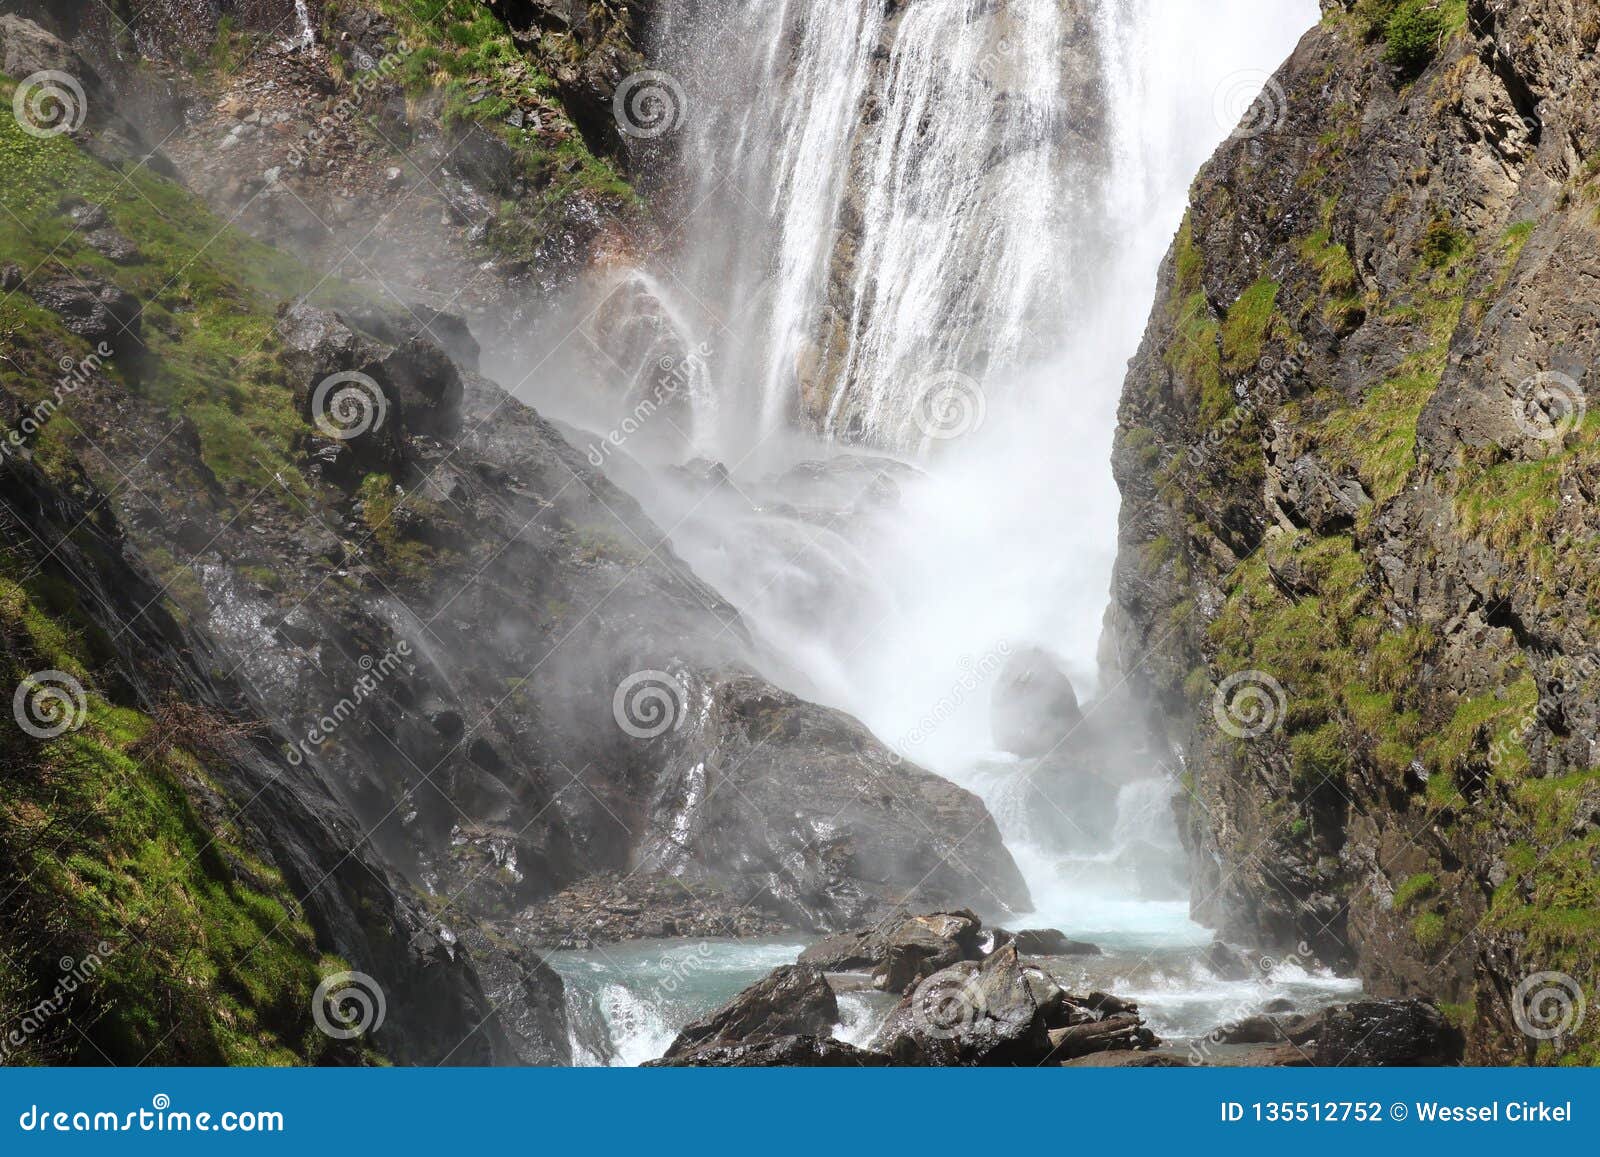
[0,4,1027,1065]
[1110,0,1600,1064]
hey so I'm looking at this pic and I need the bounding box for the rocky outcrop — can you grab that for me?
[0,439,549,1065]
[1315,999,1466,1067]
[990,646,1083,757]
[653,922,1158,1068]
[662,964,838,1060]
[870,944,1159,1066]
[1109,0,1600,1063]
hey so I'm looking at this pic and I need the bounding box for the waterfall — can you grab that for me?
[651,0,1104,452]
[540,0,1345,1062]
[572,0,1317,906]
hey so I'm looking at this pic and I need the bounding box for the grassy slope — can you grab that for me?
[0,86,374,1065]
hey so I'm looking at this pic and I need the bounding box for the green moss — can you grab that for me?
[1424,677,1539,777]
[367,0,640,267]
[1411,910,1448,950]
[0,83,317,496]
[1393,871,1438,909]
[0,569,329,1065]
[357,473,443,576]
[1221,279,1282,373]
[1316,369,1436,505]
[1383,0,1468,75]
[1167,290,1228,423]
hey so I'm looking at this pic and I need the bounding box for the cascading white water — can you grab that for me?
[653,0,1098,449]
[540,0,1357,1061]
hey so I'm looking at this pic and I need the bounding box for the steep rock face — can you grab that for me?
[1109,0,1600,1064]
[0,30,1027,1079]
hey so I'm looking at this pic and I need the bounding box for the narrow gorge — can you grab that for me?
[0,0,1594,1070]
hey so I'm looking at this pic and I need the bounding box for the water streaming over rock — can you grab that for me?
[547,0,1339,1062]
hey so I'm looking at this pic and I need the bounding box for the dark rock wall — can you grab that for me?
[1109,0,1600,1064]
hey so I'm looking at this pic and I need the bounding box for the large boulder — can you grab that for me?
[1314,1000,1465,1067]
[798,927,886,972]
[662,964,838,1060]
[26,273,142,355]
[273,302,465,477]
[990,646,1083,757]
[870,944,1151,1066]
[1002,928,1102,957]
[873,910,983,994]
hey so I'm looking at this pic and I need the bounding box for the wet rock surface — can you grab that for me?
[1108,0,1600,1061]
[663,964,839,1060]
[648,914,1163,1067]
